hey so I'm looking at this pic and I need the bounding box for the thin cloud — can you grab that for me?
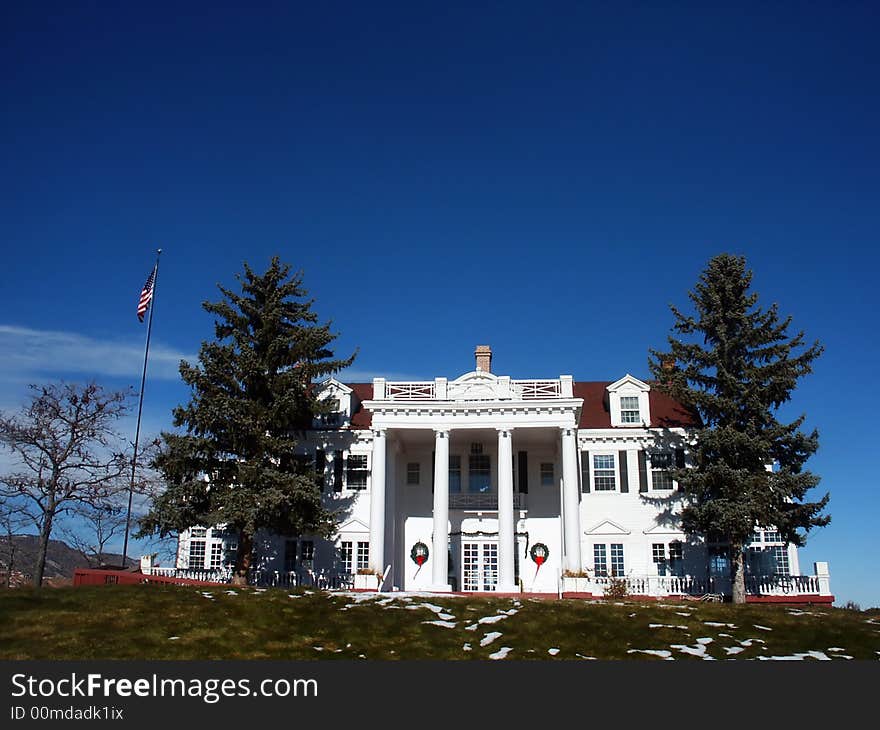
[0,325,194,382]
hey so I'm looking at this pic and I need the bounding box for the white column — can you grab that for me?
[561,427,583,574]
[497,428,518,592]
[431,429,452,591]
[369,429,386,574]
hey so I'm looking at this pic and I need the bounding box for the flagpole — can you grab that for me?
[122,248,162,568]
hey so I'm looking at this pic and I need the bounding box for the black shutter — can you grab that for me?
[315,448,325,490]
[638,451,648,493]
[333,451,343,492]
[675,448,686,469]
[581,450,590,493]
[518,451,528,494]
[431,451,435,494]
[619,451,629,493]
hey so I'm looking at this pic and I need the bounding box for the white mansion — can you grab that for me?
[166,346,832,602]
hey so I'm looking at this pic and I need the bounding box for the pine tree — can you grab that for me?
[137,257,355,584]
[649,254,829,603]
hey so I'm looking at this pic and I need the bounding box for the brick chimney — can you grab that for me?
[475,345,492,373]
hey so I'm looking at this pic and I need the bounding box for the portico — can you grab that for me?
[363,359,584,592]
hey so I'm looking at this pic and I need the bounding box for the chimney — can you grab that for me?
[475,345,492,373]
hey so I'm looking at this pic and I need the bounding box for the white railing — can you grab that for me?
[143,566,353,589]
[449,493,527,510]
[385,381,436,400]
[562,573,827,598]
[510,379,562,399]
[746,574,820,596]
[381,378,565,401]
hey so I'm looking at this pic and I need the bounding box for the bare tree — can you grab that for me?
[0,500,28,588]
[0,382,131,587]
[63,497,129,568]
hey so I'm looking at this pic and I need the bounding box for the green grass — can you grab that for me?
[1,586,878,660]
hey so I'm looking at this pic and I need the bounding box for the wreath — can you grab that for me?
[530,542,549,566]
[410,541,429,566]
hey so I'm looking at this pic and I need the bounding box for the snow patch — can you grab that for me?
[649,624,689,630]
[758,651,832,661]
[480,632,503,647]
[628,649,673,659]
[548,648,560,656]
[753,624,773,631]
[489,647,513,660]
[422,620,457,629]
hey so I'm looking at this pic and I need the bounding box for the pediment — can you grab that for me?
[643,522,683,536]
[584,519,631,536]
[448,370,507,401]
[317,377,353,395]
[336,518,369,534]
[607,374,650,393]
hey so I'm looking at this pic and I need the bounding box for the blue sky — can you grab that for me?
[1,2,877,606]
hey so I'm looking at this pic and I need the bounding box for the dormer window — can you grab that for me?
[314,379,354,429]
[316,398,341,427]
[620,396,641,424]
[607,374,651,428]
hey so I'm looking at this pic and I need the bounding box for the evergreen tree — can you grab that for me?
[649,254,829,603]
[138,257,355,584]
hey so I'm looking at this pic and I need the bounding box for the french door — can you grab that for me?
[462,541,498,591]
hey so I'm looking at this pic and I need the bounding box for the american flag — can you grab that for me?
[137,267,156,322]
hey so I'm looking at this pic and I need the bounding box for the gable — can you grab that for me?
[584,519,631,536]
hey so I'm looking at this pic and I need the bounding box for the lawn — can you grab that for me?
[1,585,877,660]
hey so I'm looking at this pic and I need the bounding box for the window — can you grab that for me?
[593,454,616,491]
[316,398,341,427]
[346,454,368,490]
[406,462,420,485]
[651,452,674,490]
[301,540,314,564]
[763,530,782,543]
[652,543,666,563]
[449,455,462,493]
[709,546,730,577]
[356,542,369,571]
[610,544,625,577]
[540,463,554,487]
[771,545,790,576]
[469,451,490,493]
[339,542,353,574]
[191,527,207,538]
[593,544,608,576]
[209,543,223,569]
[620,396,641,424]
[189,540,206,569]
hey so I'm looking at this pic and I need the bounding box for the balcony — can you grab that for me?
[448,493,527,510]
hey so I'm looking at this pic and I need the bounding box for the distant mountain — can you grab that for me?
[0,535,137,586]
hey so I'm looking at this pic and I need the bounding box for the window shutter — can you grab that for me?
[518,451,528,494]
[333,452,343,492]
[619,451,629,493]
[581,451,590,493]
[315,448,325,490]
[638,451,648,493]
[675,448,686,469]
[431,451,435,494]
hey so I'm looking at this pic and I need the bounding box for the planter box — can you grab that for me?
[353,573,380,591]
[561,577,593,595]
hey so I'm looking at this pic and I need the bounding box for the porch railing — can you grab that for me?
[562,572,830,599]
[142,566,355,590]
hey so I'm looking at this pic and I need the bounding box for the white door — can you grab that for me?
[462,541,498,591]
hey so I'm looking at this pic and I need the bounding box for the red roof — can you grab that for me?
[573,382,698,429]
[344,382,697,430]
